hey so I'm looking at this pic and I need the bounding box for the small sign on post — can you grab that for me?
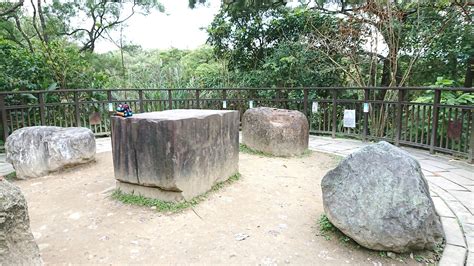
[223,100,227,109]
[363,103,369,113]
[343,109,356,128]
[108,103,114,112]
[249,100,254,108]
[312,102,319,113]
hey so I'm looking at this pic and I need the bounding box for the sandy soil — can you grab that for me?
[14,151,426,265]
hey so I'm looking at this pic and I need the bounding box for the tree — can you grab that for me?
[311,0,473,87]
[1,0,163,53]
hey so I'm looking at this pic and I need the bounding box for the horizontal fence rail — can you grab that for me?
[0,87,473,161]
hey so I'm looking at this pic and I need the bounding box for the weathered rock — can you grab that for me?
[6,126,96,179]
[111,109,239,201]
[242,107,309,156]
[321,141,444,253]
[0,179,42,265]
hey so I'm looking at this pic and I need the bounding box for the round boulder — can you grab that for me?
[242,107,309,156]
[321,141,444,253]
[0,179,42,264]
[6,126,96,179]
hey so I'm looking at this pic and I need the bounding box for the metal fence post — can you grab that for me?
[107,90,113,138]
[195,89,200,109]
[168,89,173,110]
[73,91,81,127]
[395,89,404,146]
[332,89,337,138]
[38,92,46,125]
[469,110,474,164]
[303,88,308,118]
[429,89,441,154]
[222,89,227,110]
[138,89,144,113]
[363,88,369,141]
[0,94,9,141]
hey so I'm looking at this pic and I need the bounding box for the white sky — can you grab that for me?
[95,0,221,53]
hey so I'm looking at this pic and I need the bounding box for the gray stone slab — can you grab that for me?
[467,252,474,266]
[425,175,469,191]
[432,197,455,218]
[466,234,474,251]
[111,110,239,201]
[439,171,474,186]
[439,244,467,266]
[429,185,460,202]
[421,163,449,173]
[441,217,466,247]
[456,213,474,227]
[421,159,459,170]
[450,190,474,213]
[464,223,474,237]
[449,168,474,180]
[423,170,435,176]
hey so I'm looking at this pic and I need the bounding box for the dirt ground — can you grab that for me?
[14,151,427,265]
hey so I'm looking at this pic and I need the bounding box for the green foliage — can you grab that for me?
[318,214,336,234]
[96,46,227,89]
[0,38,53,91]
[239,143,275,157]
[0,38,108,91]
[239,143,312,158]
[415,77,474,105]
[112,173,241,213]
[4,171,16,180]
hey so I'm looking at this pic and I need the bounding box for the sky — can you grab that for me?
[95,0,221,53]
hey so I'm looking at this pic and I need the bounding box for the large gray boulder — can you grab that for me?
[321,141,444,253]
[242,107,309,156]
[0,179,42,265]
[112,110,239,202]
[6,126,96,179]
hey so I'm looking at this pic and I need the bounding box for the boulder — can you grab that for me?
[321,141,444,253]
[242,107,309,156]
[6,126,96,179]
[0,179,42,265]
[111,110,239,202]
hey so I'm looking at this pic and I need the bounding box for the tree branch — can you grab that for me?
[13,14,34,53]
[0,0,24,17]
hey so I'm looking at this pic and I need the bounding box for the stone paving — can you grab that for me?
[1,136,473,265]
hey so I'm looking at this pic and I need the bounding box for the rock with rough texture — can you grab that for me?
[321,141,444,253]
[6,126,96,179]
[242,107,309,156]
[0,179,42,265]
[111,109,239,202]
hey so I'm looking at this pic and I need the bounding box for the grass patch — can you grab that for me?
[4,171,16,180]
[318,214,340,241]
[239,143,312,158]
[296,149,313,158]
[112,173,241,213]
[318,214,359,245]
[239,144,275,157]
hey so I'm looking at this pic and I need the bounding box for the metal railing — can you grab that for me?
[1,87,473,162]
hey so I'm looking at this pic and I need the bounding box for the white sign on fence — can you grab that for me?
[343,109,356,128]
[249,100,254,108]
[223,100,227,109]
[312,102,319,113]
[363,103,369,113]
[108,103,114,112]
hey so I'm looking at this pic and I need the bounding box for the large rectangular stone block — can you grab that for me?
[111,109,239,201]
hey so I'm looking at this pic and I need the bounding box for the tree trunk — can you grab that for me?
[464,55,473,88]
